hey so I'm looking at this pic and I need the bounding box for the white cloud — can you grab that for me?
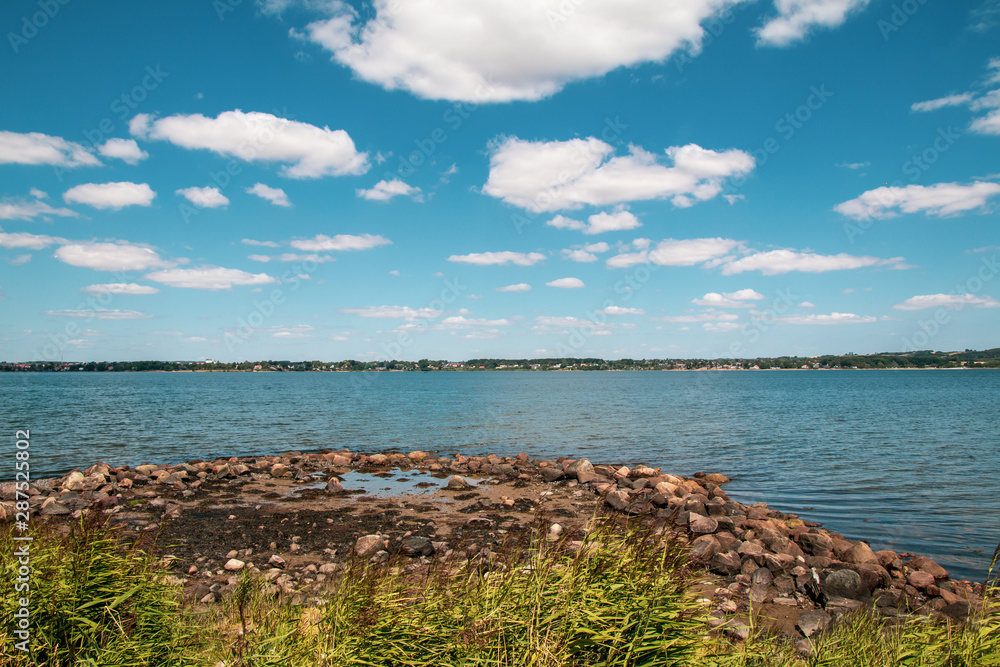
[63,182,156,210]
[837,161,869,170]
[911,93,974,113]
[44,309,153,320]
[652,310,739,323]
[131,109,368,178]
[799,301,816,308]
[546,277,585,288]
[81,283,160,295]
[9,254,31,265]
[484,138,754,212]
[447,251,546,266]
[277,253,334,263]
[496,283,531,292]
[835,182,1000,220]
[290,233,391,251]
[341,305,443,321]
[98,138,148,164]
[546,215,586,230]
[891,293,1000,310]
[756,0,870,47]
[774,312,877,325]
[607,237,741,268]
[176,186,229,208]
[241,238,280,247]
[0,194,78,221]
[599,306,646,315]
[246,183,292,207]
[722,249,907,275]
[562,249,600,263]
[0,229,67,250]
[54,242,172,271]
[583,209,642,234]
[356,179,421,201]
[144,266,276,291]
[692,289,765,307]
[0,131,101,167]
[293,0,745,102]
[703,321,742,332]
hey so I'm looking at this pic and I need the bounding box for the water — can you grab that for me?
[1,369,997,581]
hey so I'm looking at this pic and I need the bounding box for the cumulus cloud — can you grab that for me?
[583,209,642,234]
[599,306,646,315]
[0,229,68,250]
[835,182,1000,220]
[289,233,391,251]
[341,305,443,320]
[891,293,1000,310]
[97,138,148,164]
[652,310,739,323]
[246,183,292,207]
[484,138,754,212]
[607,237,741,268]
[292,0,745,102]
[44,309,153,320]
[721,249,906,275]
[144,266,276,290]
[176,186,229,208]
[546,277,585,288]
[81,283,160,295]
[131,109,368,178]
[703,321,742,332]
[0,131,101,167]
[54,242,172,271]
[756,0,870,47]
[63,182,156,210]
[692,289,765,307]
[561,243,610,263]
[911,93,975,113]
[447,251,546,266]
[0,193,78,221]
[774,312,877,325]
[241,238,280,247]
[356,179,422,201]
[496,283,532,292]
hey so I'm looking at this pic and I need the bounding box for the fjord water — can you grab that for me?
[2,369,998,581]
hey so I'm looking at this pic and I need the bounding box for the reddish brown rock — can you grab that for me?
[907,570,936,589]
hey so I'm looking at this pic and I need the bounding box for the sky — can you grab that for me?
[1,0,999,362]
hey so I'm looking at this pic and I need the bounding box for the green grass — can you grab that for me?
[2,517,998,667]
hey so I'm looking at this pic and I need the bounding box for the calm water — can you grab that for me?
[1,370,998,581]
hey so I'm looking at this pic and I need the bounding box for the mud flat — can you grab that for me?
[1,449,989,641]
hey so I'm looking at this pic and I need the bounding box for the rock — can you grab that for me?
[325,479,345,494]
[689,535,720,560]
[907,556,948,580]
[367,454,388,466]
[565,458,595,481]
[268,555,286,569]
[797,532,834,556]
[796,610,832,638]
[62,471,85,492]
[400,536,434,558]
[906,570,935,589]
[850,563,891,592]
[604,490,631,512]
[875,550,899,568]
[330,454,351,467]
[710,551,742,576]
[703,473,730,485]
[689,513,719,535]
[269,463,289,478]
[224,559,245,571]
[751,567,774,587]
[823,569,864,600]
[446,475,472,490]
[843,542,880,567]
[629,465,660,479]
[540,466,565,482]
[40,499,71,516]
[940,601,971,621]
[355,535,383,559]
[653,481,680,498]
[407,451,429,462]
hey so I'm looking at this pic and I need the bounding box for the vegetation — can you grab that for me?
[2,518,999,666]
[3,348,1000,373]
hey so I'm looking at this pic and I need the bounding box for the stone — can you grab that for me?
[565,458,595,481]
[604,490,631,512]
[797,532,834,556]
[689,535,720,560]
[823,569,864,600]
[355,535,383,559]
[407,451,429,462]
[710,551,742,576]
[796,610,831,638]
[907,570,935,589]
[653,481,680,498]
[689,513,719,534]
[446,475,472,490]
[40,499,71,515]
[268,555,286,569]
[62,471,85,492]
[331,454,351,467]
[540,466,565,482]
[703,473,730,485]
[367,454,388,466]
[907,556,948,580]
[875,550,899,568]
[325,479,345,494]
[843,542,880,567]
[269,463,289,478]
[224,559,245,571]
[751,567,773,587]
[629,465,660,479]
[400,536,434,558]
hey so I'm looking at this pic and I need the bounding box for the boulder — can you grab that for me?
[822,569,864,600]
[325,479,345,494]
[540,466,565,482]
[446,475,472,490]
[628,465,660,479]
[688,513,718,534]
[355,535,384,559]
[366,454,388,466]
[689,535,720,560]
[269,463,289,478]
[843,542,880,567]
[710,551,742,576]
[604,490,631,512]
[796,610,832,638]
[400,536,434,558]
[797,532,834,556]
[268,555,286,569]
[906,570,935,589]
[703,473,730,485]
[907,556,948,580]
[62,471,85,492]
[407,451,429,462]
[224,559,245,571]
[565,458,595,481]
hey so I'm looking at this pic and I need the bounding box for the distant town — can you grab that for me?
[2,349,999,373]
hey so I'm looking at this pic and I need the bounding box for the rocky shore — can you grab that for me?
[1,450,989,645]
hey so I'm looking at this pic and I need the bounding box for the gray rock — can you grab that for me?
[797,532,834,556]
[565,458,594,481]
[796,610,831,638]
[604,489,631,512]
[446,475,472,490]
[355,534,383,559]
[823,568,864,600]
[325,479,345,494]
[400,536,434,558]
[689,535,720,560]
[224,558,245,571]
[540,466,565,482]
[710,551,742,576]
[688,513,719,534]
[268,554,286,569]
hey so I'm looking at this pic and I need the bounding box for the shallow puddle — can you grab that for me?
[295,469,477,498]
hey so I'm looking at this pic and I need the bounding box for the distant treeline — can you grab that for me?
[2,349,999,372]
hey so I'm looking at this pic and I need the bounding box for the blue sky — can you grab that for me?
[1,0,999,362]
